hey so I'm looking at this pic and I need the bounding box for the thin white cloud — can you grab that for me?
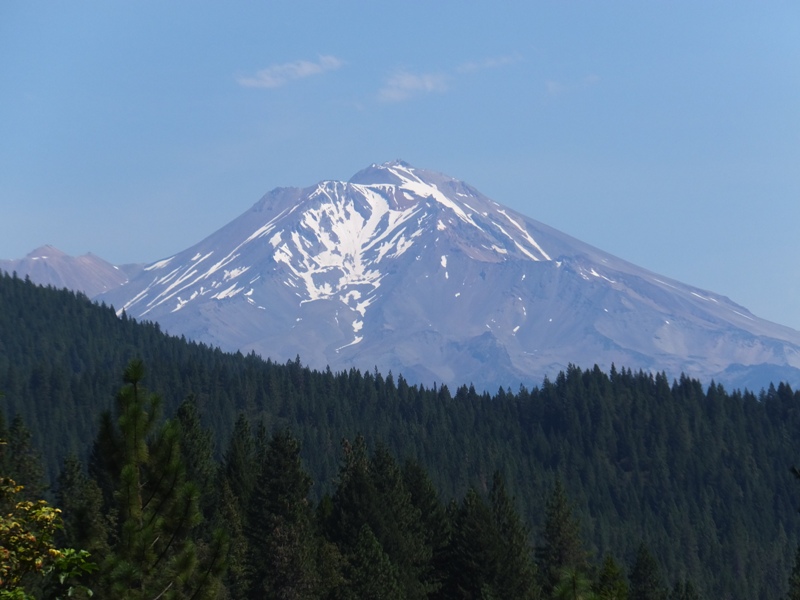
[378,70,449,102]
[237,55,344,89]
[456,54,521,74]
[546,74,600,98]
[545,80,567,97]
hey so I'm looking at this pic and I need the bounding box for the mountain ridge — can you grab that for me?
[0,244,143,298]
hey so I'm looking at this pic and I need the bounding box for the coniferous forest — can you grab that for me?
[2,270,800,599]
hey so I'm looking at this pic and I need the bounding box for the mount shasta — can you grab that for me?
[9,161,800,391]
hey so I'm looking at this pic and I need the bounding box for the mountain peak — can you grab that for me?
[96,162,800,392]
[27,245,68,259]
[347,159,419,186]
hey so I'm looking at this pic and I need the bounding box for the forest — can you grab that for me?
[2,270,800,599]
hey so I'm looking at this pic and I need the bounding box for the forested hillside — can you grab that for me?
[2,270,800,598]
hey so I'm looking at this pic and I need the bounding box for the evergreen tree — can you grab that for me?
[594,554,628,600]
[489,471,539,600]
[440,487,502,599]
[553,567,597,600]
[341,524,403,600]
[403,458,451,595]
[0,413,44,500]
[244,428,317,599]
[326,436,381,551]
[787,544,800,600]
[56,454,110,558]
[223,413,256,516]
[629,543,668,600]
[175,395,217,526]
[216,478,249,600]
[536,478,589,597]
[368,443,431,599]
[95,359,218,599]
[669,580,701,600]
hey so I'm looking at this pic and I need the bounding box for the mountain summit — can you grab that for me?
[93,161,800,390]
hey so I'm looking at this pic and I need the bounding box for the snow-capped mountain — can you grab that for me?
[57,162,800,390]
[0,245,142,298]
[92,160,800,391]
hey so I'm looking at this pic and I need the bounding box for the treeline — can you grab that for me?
[2,270,800,597]
[4,363,699,599]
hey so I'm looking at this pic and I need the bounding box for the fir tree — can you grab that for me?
[489,471,539,600]
[56,454,110,558]
[402,458,450,594]
[244,428,317,599]
[788,544,800,600]
[594,554,629,600]
[629,543,668,600]
[341,524,403,600]
[440,487,502,599]
[669,580,701,600]
[536,478,589,597]
[553,567,597,600]
[95,359,218,599]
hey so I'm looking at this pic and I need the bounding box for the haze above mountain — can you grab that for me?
[7,161,800,392]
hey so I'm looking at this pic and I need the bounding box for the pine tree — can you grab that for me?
[326,436,381,551]
[216,478,249,600]
[368,443,430,599]
[629,543,668,600]
[402,458,450,595]
[536,478,589,597]
[489,472,539,600]
[553,567,597,600]
[95,359,217,599]
[440,487,502,599]
[56,454,110,558]
[223,412,256,515]
[0,413,44,500]
[594,554,628,600]
[175,395,217,526]
[341,524,404,600]
[244,428,317,599]
[787,544,800,600]
[669,580,701,600]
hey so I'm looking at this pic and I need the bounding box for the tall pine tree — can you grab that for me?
[536,478,589,597]
[94,359,220,599]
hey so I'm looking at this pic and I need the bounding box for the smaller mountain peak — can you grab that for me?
[27,245,68,259]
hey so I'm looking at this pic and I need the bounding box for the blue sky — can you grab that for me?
[2,2,799,330]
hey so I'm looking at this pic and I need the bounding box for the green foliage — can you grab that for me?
[340,524,403,600]
[0,477,97,599]
[553,567,597,600]
[489,472,539,600]
[91,360,218,599]
[594,554,628,600]
[786,544,800,600]
[629,543,668,600]
[440,487,501,598]
[244,429,316,599]
[4,272,800,598]
[537,478,589,597]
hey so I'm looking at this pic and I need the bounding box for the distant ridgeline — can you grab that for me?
[2,269,800,599]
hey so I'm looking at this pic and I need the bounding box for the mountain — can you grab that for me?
[0,245,142,298]
[87,160,800,392]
